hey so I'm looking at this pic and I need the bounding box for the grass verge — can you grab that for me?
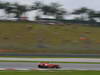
[0,70,100,75]
[0,21,100,54]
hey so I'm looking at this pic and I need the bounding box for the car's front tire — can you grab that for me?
[55,66,60,68]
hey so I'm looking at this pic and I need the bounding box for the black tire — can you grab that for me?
[38,65,48,68]
[44,66,48,68]
[38,65,43,68]
[55,66,60,68]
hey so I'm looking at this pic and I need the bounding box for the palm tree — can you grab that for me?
[11,3,27,19]
[41,5,52,15]
[47,2,62,15]
[41,2,67,20]
[89,11,100,22]
[55,8,67,20]
[87,10,97,22]
[31,1,66,20]
[4,2,14,18]
[72,7,89,14]
[0,1,6,9]
[15,4,25,18]
[31,1,44,10]
[72,7,90,21]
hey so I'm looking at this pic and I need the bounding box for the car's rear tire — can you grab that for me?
[38,65,42,68]
[38,65,48,68]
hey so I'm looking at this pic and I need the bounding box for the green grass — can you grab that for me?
[0,21,100,54]
[0,70,100,75]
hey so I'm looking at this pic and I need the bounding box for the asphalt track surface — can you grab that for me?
[0,62,100,70]
[1,58,100,62]
[0,58,100,70]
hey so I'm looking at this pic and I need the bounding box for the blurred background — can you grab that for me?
[0,0,100,55]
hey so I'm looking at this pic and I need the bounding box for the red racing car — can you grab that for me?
[38,63,60,68]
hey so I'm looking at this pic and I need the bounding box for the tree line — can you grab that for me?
[0,1,100,22]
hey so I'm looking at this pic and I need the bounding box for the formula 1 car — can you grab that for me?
[38,63,60,68]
